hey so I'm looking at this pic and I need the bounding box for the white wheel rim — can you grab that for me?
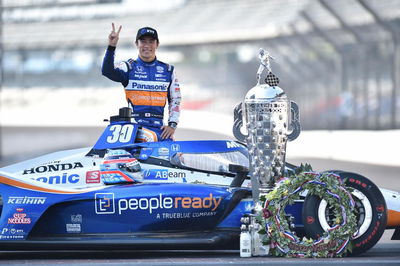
[317,188,373,239]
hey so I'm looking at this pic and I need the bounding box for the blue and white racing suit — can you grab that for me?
[102,46,181,142]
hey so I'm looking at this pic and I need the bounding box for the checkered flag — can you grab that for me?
[265,72,279,86]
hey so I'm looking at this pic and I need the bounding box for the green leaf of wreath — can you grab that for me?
[258,171,358,258]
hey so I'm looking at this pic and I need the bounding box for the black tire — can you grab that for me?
[302,172,387,256]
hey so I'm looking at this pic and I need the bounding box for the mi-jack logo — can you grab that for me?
[95,193,115,214]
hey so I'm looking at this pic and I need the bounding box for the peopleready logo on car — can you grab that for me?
[95,193,222,215]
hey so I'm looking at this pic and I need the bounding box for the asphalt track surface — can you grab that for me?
[0,126,399,265]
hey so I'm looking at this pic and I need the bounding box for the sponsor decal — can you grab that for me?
[126,159,140,169]
[355,221,381,247]
[136,65,145,72]
[376,205,385,213]
[0,228,25,239]
[117,193,222,214]
[95,193,222,215]
[156,66,164,73]
[130,80,168,92]
[161,213,190,219]
[114,61,126,69]
[155,73,165,78]
[66,224,81,233]
[8,196,46,204]
[8,211,31,224]
[42,160,61,164]
[171,144,180,152]
[140,154,149,160]
[143,169,186,180]
[127,91,167,106]
[306,216,315,224]
[226,141,241,148]
[134,74,148,79]
[158,147,169,156]
[191,212,217,218]
[95,193,115,214]
[160,211,217,219]
[23,162,84,175]
[131,94,165,102]
[86,171,100,184]
[175,87,180,92]
[0,235,24,240]
[32,173,80,184]
[348,178,367,188]
[140,28,155,35]
[71,214,82,223]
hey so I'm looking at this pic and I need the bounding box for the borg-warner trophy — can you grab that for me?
[233,49,301,257]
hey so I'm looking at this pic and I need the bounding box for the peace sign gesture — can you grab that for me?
[108,23,122,47]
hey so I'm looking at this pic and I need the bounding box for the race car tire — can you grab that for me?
[302,172,387,256]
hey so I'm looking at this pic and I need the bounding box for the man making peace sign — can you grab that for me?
[102,24,182,142]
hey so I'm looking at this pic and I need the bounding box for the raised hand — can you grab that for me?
[108,23,122,47]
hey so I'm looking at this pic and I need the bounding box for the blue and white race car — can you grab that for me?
[0,108,398,255]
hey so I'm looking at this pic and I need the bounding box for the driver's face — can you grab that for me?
[136,36,158,62]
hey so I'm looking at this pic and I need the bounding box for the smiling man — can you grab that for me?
[102,24,181,142]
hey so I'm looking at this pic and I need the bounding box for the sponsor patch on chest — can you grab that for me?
[128,80,169,92]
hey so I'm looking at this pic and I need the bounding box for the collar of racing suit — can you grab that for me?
[136,56,157,66]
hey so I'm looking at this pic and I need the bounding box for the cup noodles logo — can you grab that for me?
[8,212,31,224]
[86,171,100,184]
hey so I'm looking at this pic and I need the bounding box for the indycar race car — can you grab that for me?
[0,107,399,255]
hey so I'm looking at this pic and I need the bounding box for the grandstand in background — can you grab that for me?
[1,0,400,130]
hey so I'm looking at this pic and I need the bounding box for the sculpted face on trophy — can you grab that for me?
[232,48,301,196]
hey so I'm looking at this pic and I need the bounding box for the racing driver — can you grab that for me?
[102,23,181,142]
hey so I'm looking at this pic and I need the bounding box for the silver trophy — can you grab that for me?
[233,48,301,199]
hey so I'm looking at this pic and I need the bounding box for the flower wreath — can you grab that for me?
[257,170,359,258]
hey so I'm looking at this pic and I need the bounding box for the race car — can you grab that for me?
[0,107,398,255]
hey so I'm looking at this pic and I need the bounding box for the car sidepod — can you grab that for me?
[0,173,254,250]
[28,184,251,235]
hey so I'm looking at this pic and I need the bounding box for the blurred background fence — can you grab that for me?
[1,0,400,130]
